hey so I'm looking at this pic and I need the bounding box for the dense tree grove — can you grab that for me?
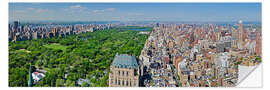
[9,27,151,87]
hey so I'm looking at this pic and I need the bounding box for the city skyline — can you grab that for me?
[8,2,263,87]
[9,3,261,22]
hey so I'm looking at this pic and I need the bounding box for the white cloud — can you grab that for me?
[27,8,35,10]
[106,8,115,11]
[70,5,84,9]
[64,5,87,13]
[92,10,105,13]
[92,8,116,13]
[16,8,49,13]
[127,13,144,16]
[13,10,27,13]
[36,9,49,13]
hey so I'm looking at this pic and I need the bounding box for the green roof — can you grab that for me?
[112,54,138,69]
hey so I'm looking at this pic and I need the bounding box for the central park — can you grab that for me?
[8,26,152,87]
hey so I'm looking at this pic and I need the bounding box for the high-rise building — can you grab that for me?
[255,31,262,56]
[8,24,11,30]
[14,21,19,30]
[156,23,160,27]
[32,32,38,39]
[232,28,238,39]
[238,20,243,42]
[238,20,244,49]
[109,54,140,87]
[216,41,225,53]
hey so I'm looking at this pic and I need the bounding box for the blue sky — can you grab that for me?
[9,3,262,22]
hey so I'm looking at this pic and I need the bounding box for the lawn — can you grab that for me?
[43,43,68,52]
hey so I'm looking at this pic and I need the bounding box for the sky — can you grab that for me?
[9,3,262,22]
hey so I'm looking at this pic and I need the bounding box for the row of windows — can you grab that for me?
[111,79,137,86]
[114,70,129,76]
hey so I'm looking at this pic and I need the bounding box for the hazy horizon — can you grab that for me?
[9,3,262,22]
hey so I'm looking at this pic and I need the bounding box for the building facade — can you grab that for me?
[109,54,140,87]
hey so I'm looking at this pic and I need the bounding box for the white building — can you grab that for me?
[215,52,231,68]
[32,72,45,82]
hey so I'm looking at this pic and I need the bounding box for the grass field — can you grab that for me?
[43,43,68,52]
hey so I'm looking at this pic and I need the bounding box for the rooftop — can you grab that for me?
[112,54,138,69]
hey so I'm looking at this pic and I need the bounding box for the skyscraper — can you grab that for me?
[256,31,262,56]
[13,21,19,30]
[238,20,243,49]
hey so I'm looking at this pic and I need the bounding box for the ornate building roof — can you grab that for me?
[112,54,138,69]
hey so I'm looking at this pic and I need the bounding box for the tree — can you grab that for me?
[81,82,89,87]
[56,79,64,87]
[66,79,76,87]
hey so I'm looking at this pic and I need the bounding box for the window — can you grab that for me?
[127,71,129,76]
[134,69,137,75]
[118,71,120,76]
[126,81,129,86]
[130,80,132,86]
[111,79,114,84]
